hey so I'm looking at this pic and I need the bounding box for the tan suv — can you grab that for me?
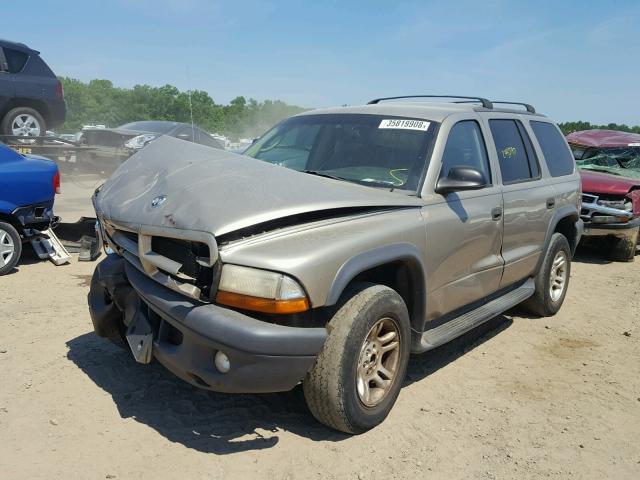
[88,95,583,433]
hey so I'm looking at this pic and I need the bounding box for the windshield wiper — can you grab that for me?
[302,170,350,182]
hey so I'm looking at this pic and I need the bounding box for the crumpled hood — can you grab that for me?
[579,169,640,196]
[96,136,423,236]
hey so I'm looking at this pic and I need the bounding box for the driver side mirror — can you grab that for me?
[435,166,487,194]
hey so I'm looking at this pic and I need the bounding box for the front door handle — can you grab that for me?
[491,207,502,221]
[546,197,556,209]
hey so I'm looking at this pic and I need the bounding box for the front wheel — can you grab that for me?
[303,283,411,434]
[609,228,638,262]
[521,233,571,316]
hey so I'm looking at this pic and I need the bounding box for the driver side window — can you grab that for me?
[439,120,491,184]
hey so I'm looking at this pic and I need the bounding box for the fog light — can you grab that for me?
[214,351,231,373]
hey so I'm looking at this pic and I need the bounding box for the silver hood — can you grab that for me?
[96,136,423,236]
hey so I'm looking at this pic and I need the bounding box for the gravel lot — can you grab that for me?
[1,247,638,479]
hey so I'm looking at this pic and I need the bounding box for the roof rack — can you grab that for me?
[367,95,493,109]
[491,101,535,113]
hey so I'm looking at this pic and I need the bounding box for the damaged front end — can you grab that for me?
[581,192,635,226]
[580,190,640,261]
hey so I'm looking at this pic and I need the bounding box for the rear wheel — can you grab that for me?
[521,233,571,316]
[0,222,22,276]
[303,283,411,434]
[1,107,45,138]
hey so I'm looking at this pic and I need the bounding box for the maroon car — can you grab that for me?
[567,129,640,261]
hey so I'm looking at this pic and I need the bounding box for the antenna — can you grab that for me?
[186,67,195,142]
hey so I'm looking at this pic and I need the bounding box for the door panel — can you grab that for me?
[423,189,504,320]
[487,118,554,287]
[500,182,555,286]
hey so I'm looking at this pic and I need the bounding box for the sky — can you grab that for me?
[5,0,640,124]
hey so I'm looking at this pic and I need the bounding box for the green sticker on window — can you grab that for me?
[502,146,517,159]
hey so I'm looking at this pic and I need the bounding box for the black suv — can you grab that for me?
[0,39,66,137]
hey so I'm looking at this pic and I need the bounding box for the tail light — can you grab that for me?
[53,170,61,194]
[55,80,64,100]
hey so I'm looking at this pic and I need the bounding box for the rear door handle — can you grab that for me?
[491,207,502,221]
[546,197,556,209]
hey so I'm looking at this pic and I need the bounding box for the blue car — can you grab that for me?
[0,143,59,274]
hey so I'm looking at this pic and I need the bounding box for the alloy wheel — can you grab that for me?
[0,228,16,268]
[11,114,42,137]
[549,250,567,302]
[356,317,401,407]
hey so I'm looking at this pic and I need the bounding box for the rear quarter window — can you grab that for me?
[3,48,29,73]
[22,53,55,77]
[530,121,575,177]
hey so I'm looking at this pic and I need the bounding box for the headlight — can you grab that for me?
[124,133,159,150]
[215,264,309,314]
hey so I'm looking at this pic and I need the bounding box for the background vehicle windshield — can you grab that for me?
[572,146,640,170]
[118,121,178,133]
[244,114,437,191]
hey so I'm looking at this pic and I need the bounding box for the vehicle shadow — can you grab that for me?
[572,244,614,265]
[66,315,512,454]
[404,315,512,386]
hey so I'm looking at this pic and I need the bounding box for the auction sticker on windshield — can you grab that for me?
[379,119,430,131]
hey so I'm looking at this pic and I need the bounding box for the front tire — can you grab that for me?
[521,233,571,316]
[303,283,411,434]
[0,222,22,276]
[609,228,638,262]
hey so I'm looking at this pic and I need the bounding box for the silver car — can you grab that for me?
[88,95,582,433]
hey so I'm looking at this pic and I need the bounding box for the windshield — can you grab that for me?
[118,121,179,133]
[244,114,438,191]
[573,146,640,171]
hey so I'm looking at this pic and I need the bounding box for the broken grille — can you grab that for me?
[104,221,218,301]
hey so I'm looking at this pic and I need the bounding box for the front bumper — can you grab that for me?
[582,216,640,240]
[88,255,327,393]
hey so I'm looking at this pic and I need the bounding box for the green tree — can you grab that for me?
[58,77,306,139]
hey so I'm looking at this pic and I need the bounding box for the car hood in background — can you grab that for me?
[579,169,640,195]
[96,136,424,236]
[80,127,156,147]
[567,129,640,148]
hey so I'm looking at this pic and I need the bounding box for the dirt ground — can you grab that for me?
[1,247,638,480]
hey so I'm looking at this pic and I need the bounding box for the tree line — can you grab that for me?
[59,77,305,139]
[59,78,639,139]
[557,121,640,135]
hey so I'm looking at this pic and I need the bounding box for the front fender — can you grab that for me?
[326,243,425,306]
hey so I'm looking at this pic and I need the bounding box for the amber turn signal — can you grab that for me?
[216,290,310,314]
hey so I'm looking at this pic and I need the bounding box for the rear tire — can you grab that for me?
[1,107,45,137]
[303,283,411,434]
[0,222,22,276]
[521,233,571,317]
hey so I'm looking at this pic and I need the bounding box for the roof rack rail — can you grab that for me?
[367,95,493,109]
[491,101,536,113]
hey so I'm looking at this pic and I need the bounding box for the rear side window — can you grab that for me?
[440,120,491,184]
[489,119,540,184]
[530,121,575,177]
[3,48,29,73]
